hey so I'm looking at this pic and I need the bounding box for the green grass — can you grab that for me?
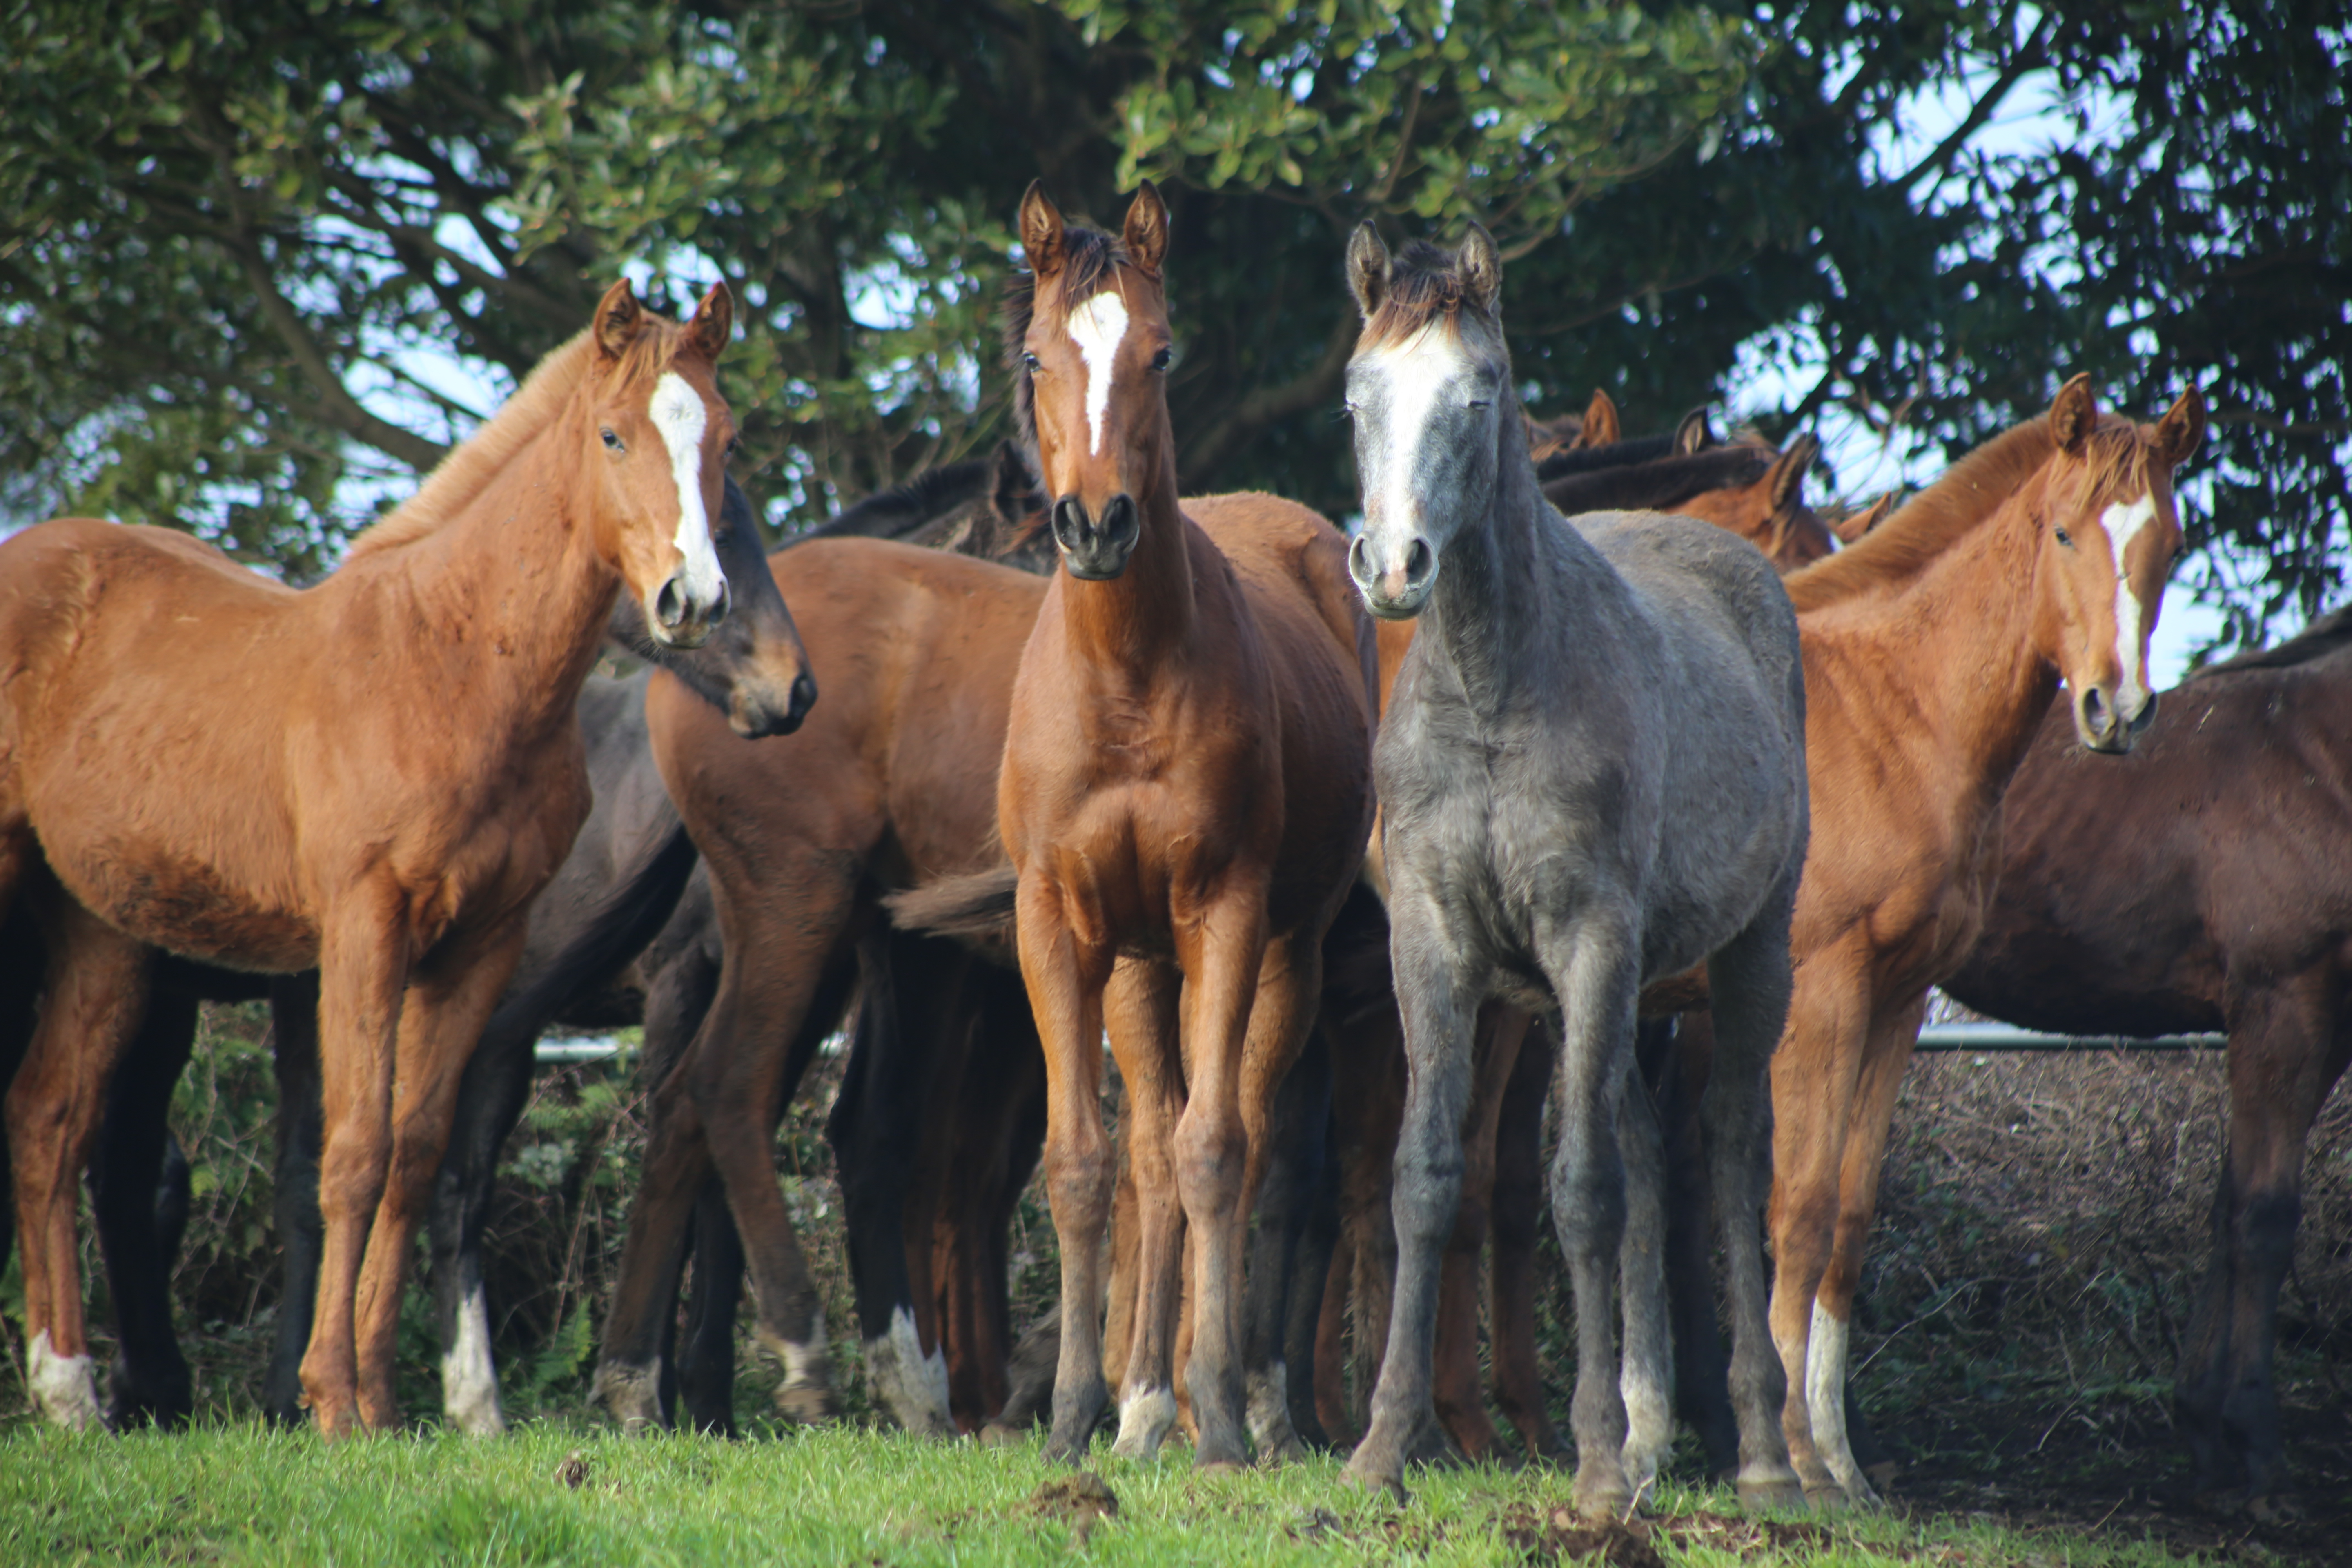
[0,1422,2225,1567]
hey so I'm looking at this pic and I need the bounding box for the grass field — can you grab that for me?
[0,1421,2252,1567]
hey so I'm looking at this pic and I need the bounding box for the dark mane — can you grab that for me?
[2191,605,2352,679]
[1361,239,1479,348]
[787,457,996,546]
[1534,434,1679,482]
[1002,222,1131,449]
[1544,445,1772,516]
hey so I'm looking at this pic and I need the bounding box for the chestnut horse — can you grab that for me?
[1761,374,2205,1503]
[988,183,1375,1470]
[0,281,739,1434]
[1941,613,2352,1514]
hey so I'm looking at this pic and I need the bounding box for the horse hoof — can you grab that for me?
[1735,1476,1809,1512]
[590,1361,666,1434]
[1042,1433,1092,1467]
[1197,1458,1247,1477]
[1340,1454,1409,1505]
[978,1423,1021,1449]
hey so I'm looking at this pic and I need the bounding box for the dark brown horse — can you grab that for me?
[0,282,748,1434]
[988,183,1374,1470]
[1941,613,2352,1515]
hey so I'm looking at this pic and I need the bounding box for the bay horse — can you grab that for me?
[1940,612,2352,1515]
[1758,374,2205,1503]
[984,181,1375,1470]
[1339,224,1811,1516]
[0,280,739,1434]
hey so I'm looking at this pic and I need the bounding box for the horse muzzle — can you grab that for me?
[650,572,729,649]
[731,668,818,740]
[1051,492,1141,580]
[1348,531,1438,620]
[2074,683,2155,755]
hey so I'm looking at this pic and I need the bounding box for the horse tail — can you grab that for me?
[883,866,1020,945]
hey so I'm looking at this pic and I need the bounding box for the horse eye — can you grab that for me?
[601,428,624,452]
[725,434,741,457]
[1022,352,1041,373]
[1151,346,1173,373]
[2054,526,2073,547]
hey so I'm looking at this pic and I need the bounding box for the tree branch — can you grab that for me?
[229,246,449,471]
[1900,12,2056,193]
[1178,306,1358,483]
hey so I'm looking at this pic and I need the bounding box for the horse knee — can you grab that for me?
[1173,1113,1243,1212]
[2236,1189,2300,1277]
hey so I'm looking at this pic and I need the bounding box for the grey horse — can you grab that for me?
[1337,225,1810,1516]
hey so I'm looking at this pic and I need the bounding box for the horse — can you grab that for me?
[0,281,742,1434]
[1940,611,2352,1516]
[953,181,1377,1471]
[1753,373,2205,1503]
[1337,223,1813,1517]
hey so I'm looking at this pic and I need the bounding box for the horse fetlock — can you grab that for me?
[1110,1384,1177,1459]
[590,1357,667,1433]
[754,1320,836,1425]
[1245,1363,1305,1463]
[863,1307,953,1437]
[27,1331,104,1432]
[439,1284,506,1437]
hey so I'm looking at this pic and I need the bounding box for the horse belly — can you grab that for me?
[50,833,316,973]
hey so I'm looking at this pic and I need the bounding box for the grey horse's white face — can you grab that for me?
[1345,322,1507,619]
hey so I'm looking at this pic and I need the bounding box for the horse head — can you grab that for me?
[1012,181,1175,581]
[1341,221,1511,619]
[583,278,737,648]
[2031,374,2205,752]
[1670,433,1837,571]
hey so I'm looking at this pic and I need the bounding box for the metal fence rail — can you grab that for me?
[527,1020,2231,1066]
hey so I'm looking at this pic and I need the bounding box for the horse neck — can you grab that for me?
[1844,473,2064,812]
[1418,393,1602,716]
[1058,442,1196,670]
[368,408,619,741]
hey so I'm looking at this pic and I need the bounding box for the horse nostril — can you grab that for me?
[1100,493,1138,546]
[708,578,730,626]
[1405,537,1433,584]
[1348,534,1375,586]
[2131,691,2159,734]
[1052,496,1090,544]
[789,672,818,722]
[656,577,686,629]
[2081,686,2110,735]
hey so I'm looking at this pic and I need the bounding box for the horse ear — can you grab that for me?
[2151,383,2206,470]
[1576,389,1621,449]
[1673,407,1714,455]
[1346,221,1389,320]
[1020,180,1067,280]
[2050,372,2098,454]
[1770,433,1819,512]
[1457,223,1501,316]
[1123,180,1170,277]
[683,282,734,364]
[1833,491,1896,545]
[593,279,644,363]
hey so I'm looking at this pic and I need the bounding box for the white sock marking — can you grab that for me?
[1111,1383,1177,1459]
[27,1330,103,1431]
[2101,494,2160,719]
[649,371,724,611]
[1807,1299,1875,1501]
[439,1282,506,1437]
[864,1304,954,1437]
[1067,291,1129,456]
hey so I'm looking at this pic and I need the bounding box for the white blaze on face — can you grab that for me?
[1067,290,1130,456]
[648,371,725,606]
[2101,493,2160,715]
[1360,324,1475,532]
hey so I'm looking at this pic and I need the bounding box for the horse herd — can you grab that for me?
[0,180,2336,1522]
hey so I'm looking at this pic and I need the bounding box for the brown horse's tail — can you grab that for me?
[885,867,1020,947]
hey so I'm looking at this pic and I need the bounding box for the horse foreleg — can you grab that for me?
[351,922,527,1430]
[1806,992,1925,1507]
[1617,1051,1675,1499]
[1538,913,1642,1521]
[1766,959,1870,1504]
[6,895,151,1430]
[1343,927,1478,1500]
[1019,878,1114,1465]
[300,905,410,1439]
[1432,1002,1528,1464]
[678,1174,747,1434]
[266,973,323,1425]
[91,982,198,1428]
[1108,956,1186,1459]
[2178,975,2349,1513]
[425,1005,539,1437]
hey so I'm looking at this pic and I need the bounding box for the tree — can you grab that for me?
[2,0,2346,637]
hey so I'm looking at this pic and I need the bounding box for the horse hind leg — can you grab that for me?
[1241,1020,1330,1463]
[1616,1051,1674,1502]
[1704,896,1806,1506]
[1491,1018,1568,1464]
[7,892,152,1431]
[265,973,324,1426]
[426,1009,540,1437]
[91,984,200,1428]
[1108,958,1186,1460]
[2177,976,2349,1515]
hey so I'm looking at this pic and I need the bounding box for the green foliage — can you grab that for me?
[0,0,2345,620]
